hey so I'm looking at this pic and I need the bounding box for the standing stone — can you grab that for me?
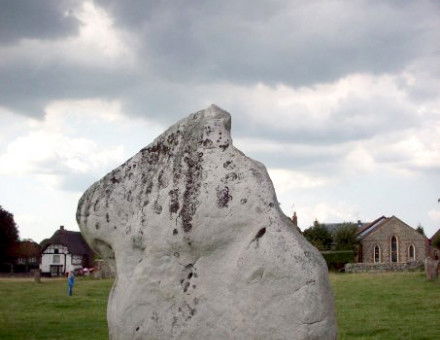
[77,105,337,339]
[424,257,440,280]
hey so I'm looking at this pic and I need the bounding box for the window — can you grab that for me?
[391,236,398,263]
[72,255,82,265]
[54,249,59,254]
[374,245,380,263]
[53,255,60,263]
[408,245,415,261]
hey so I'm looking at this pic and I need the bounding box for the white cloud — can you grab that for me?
[0,98,163,191]
[428,209,440,225]
[268,168,331,193]
[292,202,361,230]
[0,1,137,70]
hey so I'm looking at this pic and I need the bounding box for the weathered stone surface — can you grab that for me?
[345,261,424,273]
[77,105,337,339]
[424,257,440,280]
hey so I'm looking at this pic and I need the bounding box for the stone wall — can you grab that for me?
[361,216,427,263]
[345,261,424,273]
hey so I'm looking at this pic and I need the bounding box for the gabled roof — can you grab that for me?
[41,227,94,256]
[356,215,428,241]
[356,216,388,240]
[431,228,440,242]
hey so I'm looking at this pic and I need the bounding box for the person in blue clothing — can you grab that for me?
[67,271,75,296]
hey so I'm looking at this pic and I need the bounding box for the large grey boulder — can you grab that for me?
[77,105,337,339]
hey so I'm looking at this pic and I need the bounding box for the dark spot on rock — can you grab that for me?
[110,177,119,184]
[179,153,202,232]
[190,308,196,316]
[185,263,193,269]
[93,200,99,212]
[106,213,110,223]
[173,228,178,235]
[198,152,203,158]
[268,202,274,208]
[240,198,247,204]
[223,160,232,169]
[204,125,212,135]
[217,186,232,208]
[183,281,190,292]
[180,279,184,284]
[169,189,179,214]
[187,241,192,247]
[193,272,198,278]
[202,139,213,147]
[114,226,117,230]
[135,327,139,331]
[95,223,100,230]
[145,141,170,155]
[255,227,266,240]
[192,285,196,289]
[219,143,229,151]
[224,172,238,182]
[145,182,153,195]
[158,170,166,188]
[188,272,193,279]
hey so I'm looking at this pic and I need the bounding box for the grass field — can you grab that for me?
[0,272,439,339]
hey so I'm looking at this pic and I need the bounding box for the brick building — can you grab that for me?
[357,216,429,263]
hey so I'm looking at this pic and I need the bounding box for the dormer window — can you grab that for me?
[54,249,59,254]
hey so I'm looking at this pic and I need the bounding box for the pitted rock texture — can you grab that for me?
[76,105,337,339]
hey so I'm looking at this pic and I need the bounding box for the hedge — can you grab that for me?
[321,250,355,271]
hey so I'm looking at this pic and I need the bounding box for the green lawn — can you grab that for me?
[0,272,439,339]
[332,272,440,339]
[0,278,112,340]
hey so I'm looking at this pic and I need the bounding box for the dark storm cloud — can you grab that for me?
[0,0,438,149]
[0,60,139,116]
[97,0,439,86]
[0,0,81,44]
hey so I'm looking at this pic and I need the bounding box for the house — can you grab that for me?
[430,228,440,259]
[0,240,41,273]
[356,216,429,263]
[10,240,41,273]
[40,226,95,276]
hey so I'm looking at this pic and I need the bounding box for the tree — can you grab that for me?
[333,223,359,251]
[0,205,19,263]
[303,221,332,251]
[432,233,440,250]
[415,224,425,236]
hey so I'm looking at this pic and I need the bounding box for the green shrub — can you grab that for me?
[321,250,355,271]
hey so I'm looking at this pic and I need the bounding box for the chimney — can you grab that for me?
[292,211,298,228]
[60,225,64,230]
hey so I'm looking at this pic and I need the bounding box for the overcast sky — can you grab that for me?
[1,0,439,242]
